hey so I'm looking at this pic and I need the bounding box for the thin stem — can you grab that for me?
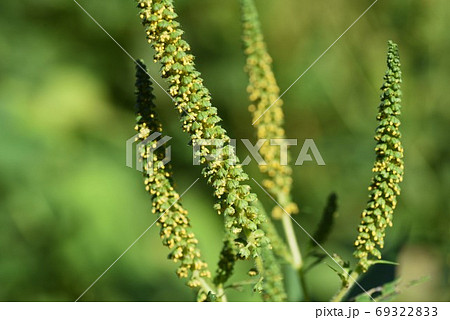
[197,275,227,302]
[215,284,228,302]
[298,268,310,301]
[331,270,360,302]
[198,277,214,294]
[281,213,303,270]
[224,279,258,290]
[277,193,310,301]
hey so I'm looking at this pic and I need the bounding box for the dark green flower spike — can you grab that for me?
[134,60,212,294]
[354,41,404,272]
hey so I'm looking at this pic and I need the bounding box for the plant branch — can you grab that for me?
[331,270,360,302]
[281,209,310,301]
[281,213,303,270]
[214,283,228,302]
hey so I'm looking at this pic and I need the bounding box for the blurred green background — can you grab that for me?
[0,0,448,301]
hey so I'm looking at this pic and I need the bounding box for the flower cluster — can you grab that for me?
[256,201,292,263]
[241,0,298,219]
[354,41,404,271]
[214,204,288,300]
[136,0,277,285]
[134,60,211,289]
[213,239,237,286]
[258,245,287,301]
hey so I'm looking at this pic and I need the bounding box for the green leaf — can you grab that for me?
[205,291,217,302]
[369,259,399,266]
[353,276,430,302]
[253,276,264,293]
[355,294,373,302]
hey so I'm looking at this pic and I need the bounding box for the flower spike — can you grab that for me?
[134,60,212,294]
[136,0,285,299]
[354,41,404,271]
[241,0,298,219]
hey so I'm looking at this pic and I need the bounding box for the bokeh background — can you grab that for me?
[0,0,448,301]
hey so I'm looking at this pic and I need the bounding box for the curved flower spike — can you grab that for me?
[135,60,212,294]
[136,0,272,266]
[354,41,404,272]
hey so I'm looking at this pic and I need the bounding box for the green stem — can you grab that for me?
[278,194,309,300]
[195,272,227,302]
[298,268,310,301]
[331,270,360,302]
[215,283,228,302]
[281,213,303,270]
[224,279,258,290]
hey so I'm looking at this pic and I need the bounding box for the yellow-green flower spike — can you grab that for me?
[354,41,404,272]
[135,0,280,290]
[135,60,212,292]
[241,0,298,219]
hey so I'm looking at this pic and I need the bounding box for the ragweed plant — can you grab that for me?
[134,60,214,300]
[241,0,298,221]
[353,41,404,272]
[240,0,305,296]
[129,0,406,302]
[135,0,286,300]
[332,40,404,301]
[136,0,265,256]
